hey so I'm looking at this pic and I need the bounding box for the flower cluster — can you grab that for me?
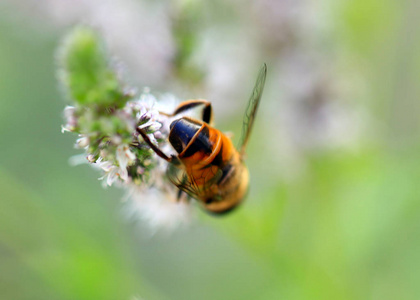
[63,91,167,187]
[59,27,193,231]
[64,88,193,231]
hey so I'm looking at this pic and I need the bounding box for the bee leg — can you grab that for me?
[176,189,189,203]
[136,128,174,162]
[160,100,213,124]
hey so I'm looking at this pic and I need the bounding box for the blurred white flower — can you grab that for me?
[62,84,192,230]
[68,154,90,166]
[276,50,363,151]
[116,144,136,169]
[7,0,175,86]
[124,185,193,234]
[97,159,128,186]
[61,106,77,132]
[75,136,89,149]
[253,0,304,51]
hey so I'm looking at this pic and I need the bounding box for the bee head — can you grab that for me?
[169,117,202,154]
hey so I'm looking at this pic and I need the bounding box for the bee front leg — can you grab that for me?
[136,128,175,163]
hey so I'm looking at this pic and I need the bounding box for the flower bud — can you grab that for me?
[76,136,90,148]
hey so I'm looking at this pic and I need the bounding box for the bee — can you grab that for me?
[137,64,267,214]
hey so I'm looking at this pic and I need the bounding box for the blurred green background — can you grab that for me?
[1,0,420,299]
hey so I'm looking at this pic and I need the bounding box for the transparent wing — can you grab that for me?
[237,63,267,155]
[167,164,200,199]
[166,164,223,201]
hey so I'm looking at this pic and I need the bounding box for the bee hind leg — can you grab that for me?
[160,100,213,124]
[176,189,190,203]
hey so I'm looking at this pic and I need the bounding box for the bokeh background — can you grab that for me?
[1,0,420,299]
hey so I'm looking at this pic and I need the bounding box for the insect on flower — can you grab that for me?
[136,64,267,214]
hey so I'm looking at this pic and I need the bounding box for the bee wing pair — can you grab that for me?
[167,163,224,199]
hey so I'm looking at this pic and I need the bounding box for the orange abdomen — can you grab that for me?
[179,124,235,190]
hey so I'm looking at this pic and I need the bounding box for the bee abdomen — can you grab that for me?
[217,164,234,185]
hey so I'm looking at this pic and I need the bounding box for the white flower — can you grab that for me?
[96,160,121,186]
[109,135,122,146]
[124,92,168,148]
[137,133,158,147]
[61,126,71,133]
[153,131,163,140]
[96,145,135,186]
[61,76,191,229]
[62,105,77,132]
[116,144,136,168]
[136,108,160,130]
[75,136,89,148]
